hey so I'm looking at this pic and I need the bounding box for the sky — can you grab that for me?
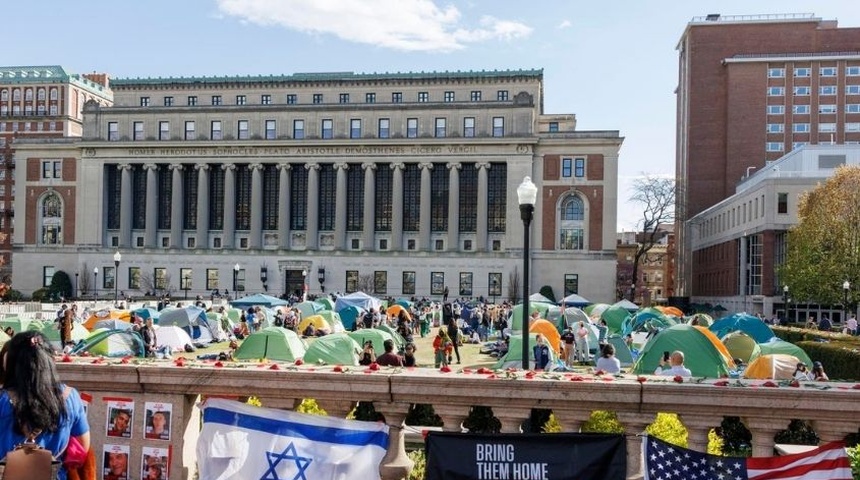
[6,0,860,230]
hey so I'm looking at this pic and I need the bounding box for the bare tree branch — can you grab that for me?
[627,175,676,302]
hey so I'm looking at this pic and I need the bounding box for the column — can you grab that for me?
[144,164,158,248]
[812,420,856,443]
[681,415,720,453]
[476,162,490,252]
[617,412,652,479]
[432,405,469,433]
[249,163,263,249]
[362,163,376,250]
[494,407,531,434]
[553,408,591,433]
[744,418,780,458]
[419,162,432,250]
[222,164,236,249]
[277,164,291,249]
[305,163,319,249]
[390,163,404,252]
[118,164,132,248]
[446,162,460,251]
[334,162,348,250]
[195,164,209,249]
[373,403,414,480]
[169,164,183,249]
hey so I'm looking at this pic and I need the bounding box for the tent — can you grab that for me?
[656,306,684,318]
[338,306,364,331]
[600,305,632,335]
[196,315,229,343]
[394,298,413,309]
[693,326,736,369]
[302,333,362,366]
[316,311,345,333]
[91,319,133,332]
[606,335,635,366]
[386,304,411,320]
[297,315,332,335]
[631,324,732,378]
[544,306,565,332]
[74,329,143,357]
[334,291,382,314]
[0,317,45,335]
[294,301,323,320]
[154,325,194,351]
[132,307,160,321]
[493,334,559,370]
[529,319,561,353]
[612,299,639,312]
[686,313,714,327]
[230,293,288,308]
[158,306,206,329]
[757,339,812,367]
[314,297,335,311]
[374,324,406,350]
[529,292,554,304]
[710,314,775,343]
[347,329,394,354]
[41,322,89,347]
[83,310,130,330]
[585,303,611,318]
[559,293,591,307]
[233,327,306,361]
[722,331,762,364]
[621,307,675,336]
[743,354,803,380]
[562,308,590,330]
[509,301,555,331]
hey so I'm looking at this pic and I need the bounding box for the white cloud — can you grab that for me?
[215,0,532,52]
[557,19,571,29]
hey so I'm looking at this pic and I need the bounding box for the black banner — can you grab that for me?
[424,432,626,480]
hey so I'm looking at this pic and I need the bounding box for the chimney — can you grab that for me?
[83,72,110,88]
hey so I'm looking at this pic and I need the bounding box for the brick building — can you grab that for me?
[675,13,860,301]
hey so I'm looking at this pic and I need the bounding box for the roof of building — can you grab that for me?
[111,68,544,87]
[0,65,111,97]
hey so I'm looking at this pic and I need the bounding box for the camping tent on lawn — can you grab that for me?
[230,293,288,308]
[0,317,45,334]
[560,293,591,308]
[233,327,306,361]
[314,297,335,311]
[493,334,559,371]
[686,313,714,327]
[338,306,364,331]
[302,333,362,366]
[631,324,731,378]
[529,292,554,304]
[74,329,143,357]
[509,302,555,331]
[757,339,812,367]
[297,315,332,335]
[709,313,775,343]
[334,291,382,314]
[294,301,323,320]
[621,307,675,336]
[132,307,160,321]
[155,325,194,351]
[743,354,803,380]
[563,308,590,330]
[606,335,635,366]
[612,299,639,312]
[722,331,761,364]
[585,303,611,319]
[529,319,561,353]
[316,311,345,333]
[374,324,406,350]
[600,305,632,335]
[91,319,133,332]
[347,329,394,354]
[83,310,130,330]
[41,322,89,348]
[158,306,206,329]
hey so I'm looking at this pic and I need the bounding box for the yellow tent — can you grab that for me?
[693,326,736,369]
[743,354,802,380]
[83,309,131,330]
[385,304,411,320]
[529,319,561,353]
[297,315,331,334]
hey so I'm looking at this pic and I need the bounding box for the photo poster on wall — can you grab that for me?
[80,392,92,415]
[143,401,172,441]
[102,443,130,480]
[140,446,170,480]
[104,397,134,439]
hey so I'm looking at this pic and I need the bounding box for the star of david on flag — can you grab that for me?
[197,398,389,480]
[643,435,852,480]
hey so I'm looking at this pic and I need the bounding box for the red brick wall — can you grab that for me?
[586,154,603,181]
[62,157,76,181]
[692,239,739,296]
[27,158,40,181]
[543,154,559,181]
[539,186,603,251]
[25,186,77,246]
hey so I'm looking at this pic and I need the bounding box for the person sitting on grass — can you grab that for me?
[595,343,621,374]
[375,339,404,367]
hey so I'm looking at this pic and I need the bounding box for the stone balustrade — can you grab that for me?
[56,361,860,479]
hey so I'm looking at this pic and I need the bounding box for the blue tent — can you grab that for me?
[334,292,382,313]
[230,293,288,308]
[338,306,364,330]
[560,293,591,307]
[709,313,775,343]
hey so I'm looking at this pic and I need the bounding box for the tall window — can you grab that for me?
[402,272,416,295]
[492,117,504,137]
[237,120,249,140]
[132,166,147,229]
[211,95,222,106]
[321,119,333,139]
[187,96,198,106]
[235,165,251,230]
[435,118,446,138]
[290,166,308,230]
[106,166,121,230]
[208,167,224,230]
[374,271,388,295]
[575,158,585,177]
[206,269,219,291]
[378,118,390,138]
[562,158,573,177]
[211,121,222,140]
[293,119,304,139]
[262,165,279,230]
[265,120,276,139]
[777,193,788,214]
[564,274,579,296]
[463,117,475,138]
[407,118,418,138]
[459,163,477,232]
[286,94,297,104]
[375,165,392,231]
[140,96,150,107]
[183,166,198,230]
[459,272,473,296]
[154,268,168,291]
[159,121,170,140]
[350,119,361,139]
[157,167,172,229]
[346,271,359,293]
[318,164,336,231]
[313,94,323,104]
[108,122,119,141]
[346,165,364,231]
[129,267,141,289]
[185,121,196,140]
[403,164,421,232]
[40,192,62,245]
[430,163,448,232]
[163,96,174,107]
[559,195,584,250]
[418,92,429,102]
[487,163,506,232]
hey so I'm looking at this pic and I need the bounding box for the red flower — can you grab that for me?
[294,358,304,366]
[369,362,380,371]
[487,374,497,379]
[636,376,647,383]
[761,381,779,388]
[269,364,280,370]
[120,356,131,364]
[713,380,729,387]
[570,376,584,382]
[174,358,186,367]
[333,365,344,372]
[91,358,104,365]
[462,368,472,374]
[673,375,684,383]
[852,384,860,390]
[214,361,224,368]
[477,367,493,375]
[61,354,73,363]
[440,365,451,373]
[594,370,606,376]
[602,377,614,382]
[525,371,537,379]
[789,379,800,388]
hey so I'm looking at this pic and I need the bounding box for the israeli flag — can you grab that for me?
[197,398,389,480]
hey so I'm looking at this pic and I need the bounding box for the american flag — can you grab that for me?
[643,435,852,480]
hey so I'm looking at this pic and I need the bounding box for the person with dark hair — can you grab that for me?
[375,339,404,367]
[60,308,74,347]
[595,343,621,374]
[0,331,90,480]
[446,317,461,364]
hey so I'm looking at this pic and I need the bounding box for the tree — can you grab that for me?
[49,270,73,300]
[507,267,520,303]
[357,274,375,294]
[628,175,676,301]
[779,165,860,305]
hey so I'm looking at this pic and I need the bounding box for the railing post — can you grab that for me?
[744,417,781,457]
[494,407,532,433]
[617,412,652,480]
[680,415,720,453]
[553,409,592,433]
[314,399,356,419]
[432,405,470,432]
[812,420,856,443]
[375,402,414,480]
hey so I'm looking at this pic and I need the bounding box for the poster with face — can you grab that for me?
[102,444,130,480]
[105,398,134,438]
[141,446,169,480]
[144,401,172,441]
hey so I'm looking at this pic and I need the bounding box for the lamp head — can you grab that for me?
[234,263,240,272]
[844,280,851,290]
[113,251,122,263]
[516,176,538,206]
[318,268,326,283]
[783,285,789,293]
[302,269,308,277]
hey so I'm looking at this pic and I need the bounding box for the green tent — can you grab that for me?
[686,313,714,327]
[295,301,322,319]
[585,303,611,318]
[509,302,555,331]
[621,307,675,336]
[41,322,89,346]
[606,335,635,366]
[234,327,307,361]
[314,298,335,311]
[757,339,812,367]
[316,311,345,333]
[302,333,361,366]
[631,324,731,378]
[0,317,45,335]
[600,305,631,335]
[722,331,761,364]
[76,328,144,357]
[493,334,559,370]
[374,324,406,350]
[347,329,394,354]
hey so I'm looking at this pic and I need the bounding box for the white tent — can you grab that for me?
[155,325,194,352]
[334,292,382,313]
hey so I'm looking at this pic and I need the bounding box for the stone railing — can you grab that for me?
[56,361,860,480]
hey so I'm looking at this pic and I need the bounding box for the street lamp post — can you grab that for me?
[93,267,99,301]
[782,285,789,322]
[844,280,851,323]
[517,176,537,370]
[232,263,240,298]
[317,267,326,293]
[74,272,79,299]
[113,251,122,306]
[302,269,308,301]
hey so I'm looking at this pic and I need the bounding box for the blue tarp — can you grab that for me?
[230,293,288,308]
[334,292,382,313]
